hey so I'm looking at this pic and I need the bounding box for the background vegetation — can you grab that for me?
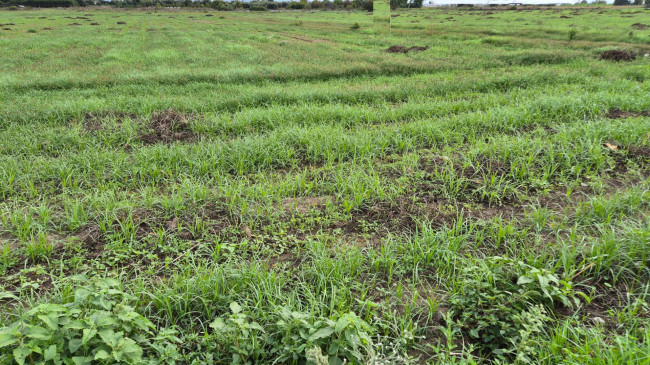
[0,5,649,364]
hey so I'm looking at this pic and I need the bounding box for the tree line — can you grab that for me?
[0,0,423,10]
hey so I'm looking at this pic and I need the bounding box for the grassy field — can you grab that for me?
[1,5,649,364]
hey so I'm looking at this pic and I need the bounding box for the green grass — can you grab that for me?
[0,5,649,364]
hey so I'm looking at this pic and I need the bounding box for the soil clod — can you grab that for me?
[140,109,195,144]
[599,50,636,62]
[386,45,429,54]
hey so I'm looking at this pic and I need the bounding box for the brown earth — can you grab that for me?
[81,111,137,132]
[599,50,636,62]
[386,45,430,54]
[140,109,195,144]
[606,109,650,119]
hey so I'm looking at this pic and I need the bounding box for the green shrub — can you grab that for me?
[568,28,577,41]
[270,307,375,363]
[204,304,375,364]
[449,257,578,360]
[0,278,181,365]
[350,22,360,30]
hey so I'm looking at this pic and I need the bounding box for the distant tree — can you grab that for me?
[353,0,372,11]
[288,1,305,8]
[19,0,77,7]
[633,0,642,5]
[613,0,630,5]
[390,0,421,8]
[310,0,324,8]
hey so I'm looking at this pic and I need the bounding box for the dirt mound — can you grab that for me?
[78,224,105,258]
[386,45,429,54]
[631,23,649,30]
[68,23,81,26]
[606,109,650,119]
[140,109,195,144]
[628,146,650,160]
[90,22,99,25]
[599,50,636,62]
[117,21,127,25]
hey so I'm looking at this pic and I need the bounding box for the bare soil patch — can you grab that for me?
[117,21,127,25]
[81,111,136,132]
[386,45,429,54]
[598,50,636,62]
[78,224,105,259]
[628,145,650,161]
[605,109,650,119]
[140,109,195,144]
[631,23,649,30]
[282,196,332,214]
[90,22,100,26]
